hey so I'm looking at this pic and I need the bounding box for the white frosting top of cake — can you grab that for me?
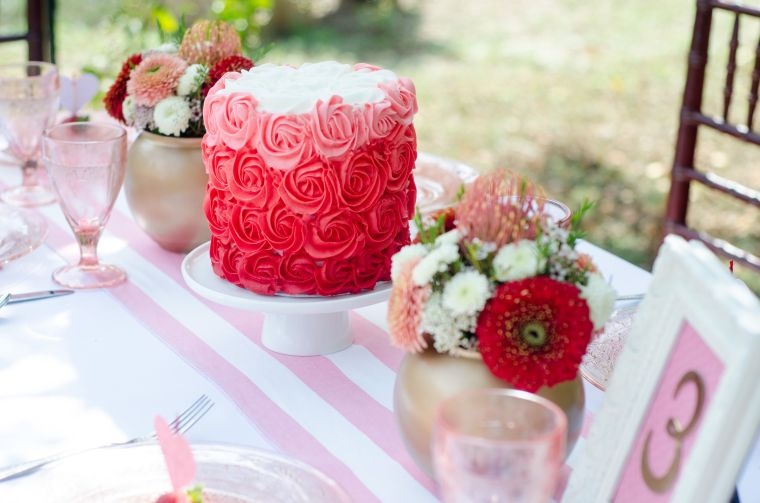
[219,61,399,114]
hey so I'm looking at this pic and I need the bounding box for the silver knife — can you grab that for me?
[7,289,74,304]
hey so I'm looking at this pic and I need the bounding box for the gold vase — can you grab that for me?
[125,132,210,253]
[393,349,585,477]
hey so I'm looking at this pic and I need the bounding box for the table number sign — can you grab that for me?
[566,236,760,503]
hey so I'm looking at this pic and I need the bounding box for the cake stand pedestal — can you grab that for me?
[181,242,392,356]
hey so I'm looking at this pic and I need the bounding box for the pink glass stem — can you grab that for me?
[76,229,102,268]
[21,161,38,188]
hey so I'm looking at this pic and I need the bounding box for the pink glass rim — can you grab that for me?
[43,122,126,144]
[0,61,57,79]
[435,388,567,446]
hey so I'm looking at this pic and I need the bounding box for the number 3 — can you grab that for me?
[641,370,706,492]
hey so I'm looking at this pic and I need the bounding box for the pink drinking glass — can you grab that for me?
[432,388,567,503]
[0,62,59,206]
[42,122,127,288]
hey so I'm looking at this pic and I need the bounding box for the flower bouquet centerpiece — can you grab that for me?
[104,19,255,137]
[103,19,257,252]
[388,168,617,472]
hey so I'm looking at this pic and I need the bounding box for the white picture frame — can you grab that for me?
[566,235,760,503]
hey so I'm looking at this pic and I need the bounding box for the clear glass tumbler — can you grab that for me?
[432,388,567,503]
[42,122,127,288]
[0,62,59,206]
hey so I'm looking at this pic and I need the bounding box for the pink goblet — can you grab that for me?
[0,62,59,206]
[433,388,567,503]
[42,122,127,288]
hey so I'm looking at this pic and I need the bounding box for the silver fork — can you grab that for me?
[0,394,214,483]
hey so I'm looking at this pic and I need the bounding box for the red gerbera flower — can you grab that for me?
[202,55,255,97]
[103,53,143,123]
[476,276,593,392]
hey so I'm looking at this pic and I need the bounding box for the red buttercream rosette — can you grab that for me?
[305,209,366,261]
[228,205,271,254]
[228,150,279,208]
[238,250,281,295]
[277,159,340,215]
[335,148,389,211]
[260,201,306,254]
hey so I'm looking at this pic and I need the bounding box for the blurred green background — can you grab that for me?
[1,0,758,288]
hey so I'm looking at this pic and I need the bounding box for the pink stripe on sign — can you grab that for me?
[104,207,436,493]
[41,222,380,503]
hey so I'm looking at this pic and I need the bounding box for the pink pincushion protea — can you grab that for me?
[388,257,430,353]
[455,170,546,247]
[127,53,188,107]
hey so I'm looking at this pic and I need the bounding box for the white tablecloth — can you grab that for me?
[0,164,757,502]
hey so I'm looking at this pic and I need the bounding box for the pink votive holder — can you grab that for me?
[432,388,567,503]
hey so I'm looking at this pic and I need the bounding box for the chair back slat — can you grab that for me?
[748,34,760,129]
[665,0,760,274]
[0,0,55,62]
[723,13,740,122]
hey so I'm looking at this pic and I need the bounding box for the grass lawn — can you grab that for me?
[3,0,759,288]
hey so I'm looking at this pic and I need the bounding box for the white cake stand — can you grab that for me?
[181,242,392,356]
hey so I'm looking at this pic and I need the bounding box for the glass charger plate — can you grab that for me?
[579,304,639,391]
[414,152,479,214]
[2,443,350,502]
[0,204,47,266]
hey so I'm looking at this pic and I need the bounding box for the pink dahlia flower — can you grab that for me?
[387,257,430,353]
[127,53,188,107]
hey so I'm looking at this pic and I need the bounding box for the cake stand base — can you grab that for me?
[262,312,351,356]
[181,242,392,356]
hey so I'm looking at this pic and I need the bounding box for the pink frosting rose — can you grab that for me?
[203,72,242,148]
[378,77,418,125]
[203,142,236,190]
[278,252,318,295]
[336,149,389,211]
[260,201,306,253]
[216,92,260,150]
[385,127,417,192]
[305,209,365,260]
[364,193,404,248]
[228,149,279,208]
[278,160,339,215]
[238,250,281,295]
[204,187,233,241]
[228,205,271,254]
[258,112,315,171]
[311,96,362,159]
[364,101,403,141]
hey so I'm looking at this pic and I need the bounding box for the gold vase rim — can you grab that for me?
[138,131,203,148]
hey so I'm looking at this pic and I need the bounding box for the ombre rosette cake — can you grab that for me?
[202,61,418,296]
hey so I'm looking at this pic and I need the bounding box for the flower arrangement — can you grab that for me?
[387,169,617,392]
[104,20,255,138]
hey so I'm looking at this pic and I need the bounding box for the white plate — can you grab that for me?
[181,242,392,356]
[414,152,479,214]
[1,443,350,503]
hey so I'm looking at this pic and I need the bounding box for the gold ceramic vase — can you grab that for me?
[394,349,585,477]
[125,132,210,253]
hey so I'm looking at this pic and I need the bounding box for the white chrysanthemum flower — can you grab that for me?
[422,293,464,353]
[442,270,491,316]
[579,273,617,330]
[153,96,192,137]
[434,229,461,247]
[492,240,545,282]
[391,243,428,281]
[143,42,179,57]
[412,243,460,286]
[122,95,136,125]
[177,64,208,96]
